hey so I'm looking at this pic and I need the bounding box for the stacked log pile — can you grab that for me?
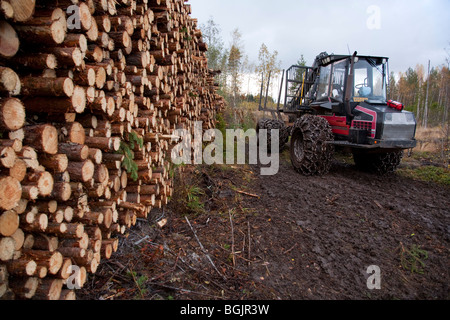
[0,0,224,300]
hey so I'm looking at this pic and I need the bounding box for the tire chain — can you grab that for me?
[354,151,404,175]
[290,114,335,176]
[257,119,290,152]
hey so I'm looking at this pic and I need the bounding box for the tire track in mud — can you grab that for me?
[244,159,449,299]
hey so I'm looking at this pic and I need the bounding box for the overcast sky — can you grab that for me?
[189,0,450,75]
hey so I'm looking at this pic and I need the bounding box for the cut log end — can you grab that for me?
[0,176,21,211]
[0,67,21,95]
[9,0,36,22]
[0,98,26,131]
[24,124,59,155]
[0,210,19,237]
[0,20,19,58]
[0,237,15,261]
[71,86,87,113]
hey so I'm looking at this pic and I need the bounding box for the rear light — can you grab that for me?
[387,100,404,111]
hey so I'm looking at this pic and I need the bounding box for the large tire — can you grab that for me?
[353,150,403,175]
[256,119,289,153]
[290,114,334,176]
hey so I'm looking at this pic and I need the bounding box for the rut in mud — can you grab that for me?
[79,153,449,300]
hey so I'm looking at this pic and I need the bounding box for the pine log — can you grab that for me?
[23,124,58,155]
[0,20,19,58]
[33,278,63,300]
[56,258,72,280]
[10,227,24,250]
[67,159,94,182]
[59,233,89,250]
[8,158,27,182]
[9,0,36,22]
[59,223,84,239]
[58,143,89,161]
[23,170,54,197]
[0,236,15,261]
[6,258,37,277]
[0,98,25,131]
[60,122,86,144]
[20,77,74,97]
[23,85,86,114]
[0,209,19,237]
[22,249,63,275]
[0,145,15,168]
[84,136,120,151]
[9,277,39,299]
[15,20,66,45]
[21,213,48,232]
[51,182,72,202]
[0,66,20,96]
[0,0,14,19]
[32,234,59,252]
[0,176,21,210]
[17,146,39,169]
[63,33,88,52]
[59,289,76,300]
[38,154,68,173]
[47,47,83,67]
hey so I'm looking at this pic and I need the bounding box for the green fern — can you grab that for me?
[117,132,144,182]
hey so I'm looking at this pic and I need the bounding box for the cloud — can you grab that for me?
[190,0,450,73]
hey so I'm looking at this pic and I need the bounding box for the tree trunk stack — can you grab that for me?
[0,0,224,300]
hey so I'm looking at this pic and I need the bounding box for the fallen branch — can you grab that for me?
[247,221,252,265]
[185,216,226,281]
[283,243,298,254]
[229,211,236,267]
[236,190,260,198]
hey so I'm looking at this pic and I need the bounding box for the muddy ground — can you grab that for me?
[79,151,449,300]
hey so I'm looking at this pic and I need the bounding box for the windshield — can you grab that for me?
[352,58,387,103]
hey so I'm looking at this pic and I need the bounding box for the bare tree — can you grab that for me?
[423,60,431,128]
[255,43,281,98]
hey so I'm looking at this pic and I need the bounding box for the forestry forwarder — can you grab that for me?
[257,51,417,175]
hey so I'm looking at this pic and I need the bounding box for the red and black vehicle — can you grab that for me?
[257,51,417,175]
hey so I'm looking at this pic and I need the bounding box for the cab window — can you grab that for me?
[316,64,331,101]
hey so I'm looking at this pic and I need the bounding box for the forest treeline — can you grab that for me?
[200,18,450,129]
[389,63,449,128]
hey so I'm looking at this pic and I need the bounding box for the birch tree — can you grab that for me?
[255,43,281,98]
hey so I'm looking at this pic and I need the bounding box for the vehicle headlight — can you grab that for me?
[405,112,415,122]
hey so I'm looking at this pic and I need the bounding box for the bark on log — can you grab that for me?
[6,258,37,277]
[23,124,58,155]
[33,278,63,300]
[21,249,63,275]
[9,276,39,299]
[20,77,74,97]
[0,236,15,261]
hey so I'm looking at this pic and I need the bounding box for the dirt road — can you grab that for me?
[80,154,449,300]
